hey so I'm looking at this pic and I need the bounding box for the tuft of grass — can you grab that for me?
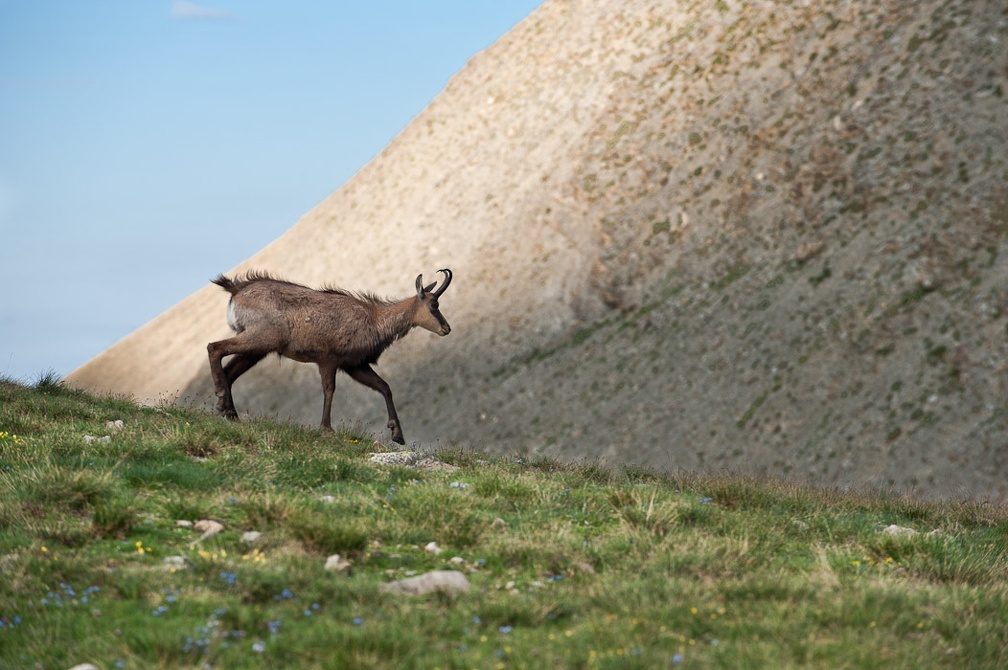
[1,380,1008,668]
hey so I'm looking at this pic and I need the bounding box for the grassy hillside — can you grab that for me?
[2,376,1007,669]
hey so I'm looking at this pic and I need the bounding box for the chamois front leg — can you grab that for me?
[317,362,338,431]
[347,365,405,444]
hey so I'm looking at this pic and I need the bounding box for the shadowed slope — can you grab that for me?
[69,0,1008,498]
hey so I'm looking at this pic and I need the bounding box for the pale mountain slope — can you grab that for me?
[69,0,1008,498]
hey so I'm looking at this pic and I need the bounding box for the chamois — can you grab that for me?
[207,269,452,444]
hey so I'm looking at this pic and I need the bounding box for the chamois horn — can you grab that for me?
[432,268,452,297]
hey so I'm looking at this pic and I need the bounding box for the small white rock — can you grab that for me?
[882,524,918,538]
[106,420,125,430]
[449,556,466,565]
[319,495,336,504]
[325,554,352,572]
[424,541,442,555]
[195,519,225,535]
[381,570,471,596]
[68,664,100,670]
[175,520,193,528]
[241,531,263,544]
[162,556,190,571]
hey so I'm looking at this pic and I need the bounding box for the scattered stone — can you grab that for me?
[792,520,809,531]
[491,517,509,528]
[68,664,100,670]
[449,556,466,565]
[325,554,352,573]
[195,519,224,535]
[368,450,459,472]
[162,556,189,571]
[882,524,918,538]
[424,541,442,555]
[382,570,471,596]
[241,531,263,544]
[175,520,193,528]
[189,519,225,546]
[319,495,336,504]
[794,241,825,263]
[106,420,125,430]
[83,435,111,444]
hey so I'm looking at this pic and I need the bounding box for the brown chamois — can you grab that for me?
[206,269,452,444]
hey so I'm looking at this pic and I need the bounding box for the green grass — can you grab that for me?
[1,376,1007,669]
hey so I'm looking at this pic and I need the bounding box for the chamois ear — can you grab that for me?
[416,274,437,297]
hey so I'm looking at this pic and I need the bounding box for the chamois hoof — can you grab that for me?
[216,400,238,421]
[389,421,405,445]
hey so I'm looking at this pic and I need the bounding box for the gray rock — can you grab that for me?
[382,570,471,596]
[882,524,918,538]
[368,451,458,472]
[162,556,190,571]
[194,519,224,535]
[325,554,352,572]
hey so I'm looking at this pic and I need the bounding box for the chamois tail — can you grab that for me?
[211,274,240,295]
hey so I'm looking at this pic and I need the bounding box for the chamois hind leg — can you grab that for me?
[317,362,338,431]
[224,352,266,385]
[346,364,404,445]
[217,352,267,418]
[207,337,267,420]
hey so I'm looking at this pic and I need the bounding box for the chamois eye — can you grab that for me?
[430,300,439,310]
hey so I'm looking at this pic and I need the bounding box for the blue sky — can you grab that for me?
[0,0,542,381]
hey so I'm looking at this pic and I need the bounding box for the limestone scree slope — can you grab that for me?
[68,0,1008,499]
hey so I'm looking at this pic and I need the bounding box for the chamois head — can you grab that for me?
[414,268,453,336]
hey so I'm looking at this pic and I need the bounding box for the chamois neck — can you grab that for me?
[374,297,419,345]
